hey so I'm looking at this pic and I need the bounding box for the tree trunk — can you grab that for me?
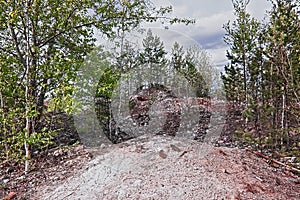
[24,67,31,174]
[281,88,286,147]
[24,1,31,173]
[0,91,9,160]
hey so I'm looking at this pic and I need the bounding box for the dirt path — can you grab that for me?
[32,135,300,200]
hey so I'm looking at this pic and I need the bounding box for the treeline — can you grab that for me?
[221,0,300,151]
[0,0,193,172]
[0,0,215,172]
[78,29,216,144]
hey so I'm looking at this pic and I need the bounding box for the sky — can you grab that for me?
[146,0,272,69]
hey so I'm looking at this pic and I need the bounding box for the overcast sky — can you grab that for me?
[147,0,272,69]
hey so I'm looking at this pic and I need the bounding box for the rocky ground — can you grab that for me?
[1,99,299,200]
[1,134,299,200]
[0,145,92,200]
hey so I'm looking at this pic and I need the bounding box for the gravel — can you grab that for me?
[33,134,300,200]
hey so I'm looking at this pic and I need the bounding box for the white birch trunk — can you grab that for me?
[24,1,31,173]
[281,88,285,146]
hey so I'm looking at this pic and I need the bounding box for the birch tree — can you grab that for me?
[0,0,192,173]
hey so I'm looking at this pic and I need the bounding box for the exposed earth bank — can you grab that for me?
[29,134,300,200]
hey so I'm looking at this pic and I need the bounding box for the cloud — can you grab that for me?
[155,0,272,67]
[196,32,226,50]
[149,28,199,50]
[169,0,233,18]
[154,9,234,67]
[96,0,272,69]
[247,0,272,20]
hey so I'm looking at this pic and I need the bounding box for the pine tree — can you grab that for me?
[264,0,300,149]
[139,29,167,65]
[222,0,300,151]
[222,0,260,123]
[171,43,213,97]
[221,63,244,106]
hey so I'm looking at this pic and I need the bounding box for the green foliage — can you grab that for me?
[139,29,167,65]
[222,0,260,106]
[171,43,213,97]
[223,0,300,153]
[96,68,121,98]
[92,29,214,105]
[90,29,215,144]
[0,0,194,169]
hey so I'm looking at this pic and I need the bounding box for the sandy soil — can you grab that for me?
[29,134,300,200]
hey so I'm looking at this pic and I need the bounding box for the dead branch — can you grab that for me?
[245,148,300,174]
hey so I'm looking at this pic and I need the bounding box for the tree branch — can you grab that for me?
[246,148,300,174]
[38,21,96,48]
[8,23,26,67]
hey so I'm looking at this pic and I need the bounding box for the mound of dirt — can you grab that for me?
[30,134,299,200]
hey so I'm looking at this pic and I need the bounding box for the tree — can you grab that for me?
[91,29,216,143]
[139,29,167,65]
[185,45,213,97]
[221,63,244,105]
[222,0,300,152]
[222,0,260,123]
[263,0,300,149]
[0,0,193,173]
[94,29,169,143]
[171,43,213,97]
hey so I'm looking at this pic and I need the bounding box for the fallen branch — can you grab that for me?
[245,148,300,174]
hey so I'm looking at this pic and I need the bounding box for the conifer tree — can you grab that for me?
[222,0,260,121]
[222,0,300,151]
[264,0,300,148]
